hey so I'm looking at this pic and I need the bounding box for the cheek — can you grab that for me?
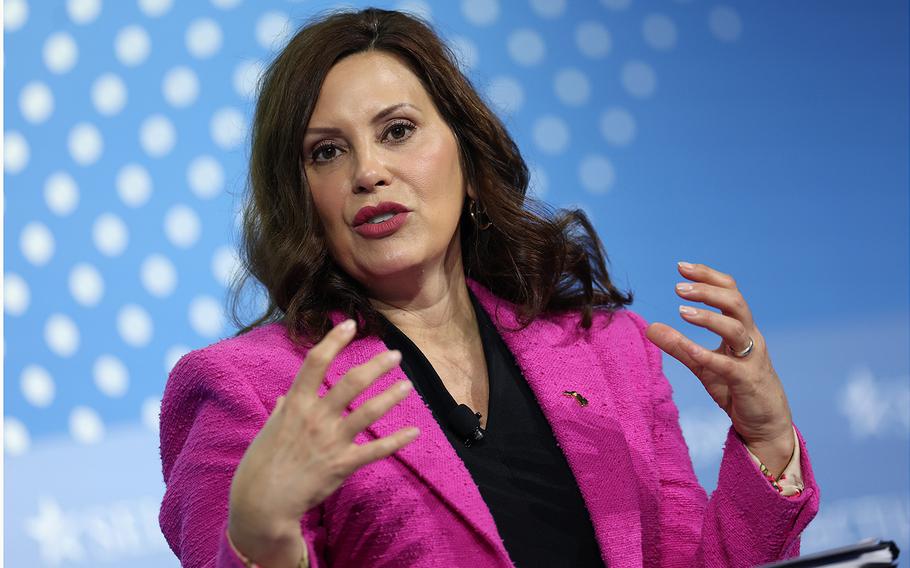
[308,171,344,219]
[308,183,349,250]
[414,135,465,204]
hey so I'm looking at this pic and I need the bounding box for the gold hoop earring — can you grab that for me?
[469,199,492,230]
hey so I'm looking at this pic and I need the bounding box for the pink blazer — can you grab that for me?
[159,281,819,567]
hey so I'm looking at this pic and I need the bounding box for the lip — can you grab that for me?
[352,201,411,227]
[353,211,409,239]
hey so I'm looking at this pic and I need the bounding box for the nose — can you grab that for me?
[352,146,391,194]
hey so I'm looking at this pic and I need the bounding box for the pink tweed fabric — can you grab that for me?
[159,281,819,567]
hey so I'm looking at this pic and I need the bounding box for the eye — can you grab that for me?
[383,120,416,143]
[310,142,343,164]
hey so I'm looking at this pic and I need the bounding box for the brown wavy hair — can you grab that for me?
[232,7,632,345]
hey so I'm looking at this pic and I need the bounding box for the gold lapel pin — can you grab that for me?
[562,390,588,407]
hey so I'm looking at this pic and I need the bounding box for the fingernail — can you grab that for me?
[405,427,420,438]
[687,342,702,357]
[679,305,697,315]
[385,350,402,364]
[339,319,355,331]
[397,380,412,393]
[678,261,695,270]
[676,283,694,293]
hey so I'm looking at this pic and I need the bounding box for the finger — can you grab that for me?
[677,305,752,354]
[322,350,403,412]
[646,323,737,387]
[683,340,739,380]
[645,322,701,373]
[678,261,738,290]
[288,319,357,400]
[342,380,413,438]
[348,426,420,468]
[675,282,754,327]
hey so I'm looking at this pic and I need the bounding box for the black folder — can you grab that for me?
[758,539,900,567]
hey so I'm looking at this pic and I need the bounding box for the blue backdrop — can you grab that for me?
[5,1,909,566]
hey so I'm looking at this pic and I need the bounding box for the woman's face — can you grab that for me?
[302,51,472,291]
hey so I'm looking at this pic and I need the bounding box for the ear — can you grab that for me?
[466,182,478,201]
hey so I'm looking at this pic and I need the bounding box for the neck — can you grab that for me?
[367,250,475,345]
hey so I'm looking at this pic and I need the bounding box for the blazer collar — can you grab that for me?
[322,280,642,565]
[467,282,645,566]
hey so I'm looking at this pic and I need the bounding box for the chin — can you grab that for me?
[351,251,426,281]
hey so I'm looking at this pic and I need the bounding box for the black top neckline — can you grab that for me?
[378,289,605,567]
[378,289,498,433]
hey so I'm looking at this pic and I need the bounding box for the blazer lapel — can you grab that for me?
[321,313,510,563]
[468,281,645,566]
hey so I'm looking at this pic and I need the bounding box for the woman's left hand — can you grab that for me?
[645,261,795,475]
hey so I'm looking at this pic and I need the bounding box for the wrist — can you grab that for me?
[227,515,306,568]
[744,425,795,477]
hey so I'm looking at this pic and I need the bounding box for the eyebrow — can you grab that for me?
[305,103,420,136]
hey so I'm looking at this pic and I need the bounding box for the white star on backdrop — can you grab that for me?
[25,497,86,566]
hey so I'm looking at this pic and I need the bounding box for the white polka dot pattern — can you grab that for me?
[4,0,29,32]
[141,254,178,297]
[92,213,129,257]
[140,114,177,157]
[508,29,546,67]
[68,122,104,165]
[116,164,153,207]
[164,205,202,249]
[93,355,130,398]
[44,32,79,74]
[19,81,54,123]
[44,172,80,216]
[462,0,499,26]
[256,11,291,50]
[5,273,31,316]
[5,131,30,174]
[69,406,105,444]
[45,314,80,358]
[643,13,678,51]
[117,304,154,347]
[621,60,657,98]
[69,263,105,307]
[66,0,101,25]
[139,0,172,18]
[163,66,200,108]
[115,25,151,67]
[20,222,55,266]
[5,418,31,456]
[709,6,743,42]
[20,365,55,408]
[91,73,128,116]
[3,0,748,456]
[186,18,223,59]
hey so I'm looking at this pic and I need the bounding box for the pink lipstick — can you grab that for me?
[352,202,410,239]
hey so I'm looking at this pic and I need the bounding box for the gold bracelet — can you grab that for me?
[225,530,310,568]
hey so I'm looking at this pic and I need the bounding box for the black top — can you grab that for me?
[380,291,605,568]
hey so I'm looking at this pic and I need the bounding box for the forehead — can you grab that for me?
[309,51,432,123]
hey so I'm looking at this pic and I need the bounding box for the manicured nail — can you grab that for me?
[339,319,355,331]
[679,305,697,315]
[678,261,695,270]
[676,283,694,293]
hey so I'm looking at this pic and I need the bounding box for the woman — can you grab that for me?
[159,8,818,568]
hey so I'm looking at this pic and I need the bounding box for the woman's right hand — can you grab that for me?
[227,319,419,567]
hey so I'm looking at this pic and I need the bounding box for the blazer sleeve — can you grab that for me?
[623,310,820,567]
[158,349,325,568]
